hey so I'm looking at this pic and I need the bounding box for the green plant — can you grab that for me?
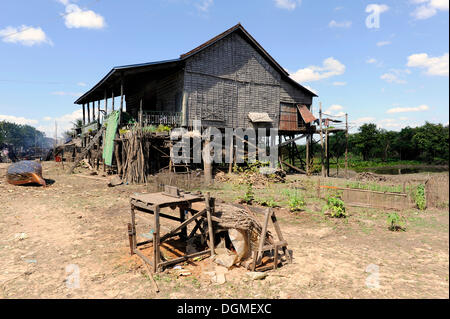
[256,197,278,208]
[285,190,305,212]
[238,183,254,204]
[387,212,406,231]
[323,196,347,218]
[156,124,171,133]
[414,184,426,210]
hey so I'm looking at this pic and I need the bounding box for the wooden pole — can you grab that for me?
[345,113,349,179]
[112,91,115,111]
[203,128,212,184]
[306,134,310,175]
[87,102,91,124]
[326,128,329,177]
[97,100,100,123]
[228,134,233,174]
[120,78,124,113]
[319,102,325,177]
[205,192,215,257]
[104,90,108,115]
[82,103,86,126]
[91,101,95,122]
[139,99,143,127]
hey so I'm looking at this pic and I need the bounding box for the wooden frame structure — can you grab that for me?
[127,189,216,273]
[251,208,292,271]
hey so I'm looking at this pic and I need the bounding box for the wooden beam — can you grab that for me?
[159,209,207,243]
[120,78,124,113]
[112,90,115,111]
[319,102,325,177]
[281,160,306,174]
[278,134,306,148]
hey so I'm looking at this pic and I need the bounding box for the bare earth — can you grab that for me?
[0,162,448,299]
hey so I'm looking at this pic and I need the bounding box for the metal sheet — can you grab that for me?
[297,105,316,124]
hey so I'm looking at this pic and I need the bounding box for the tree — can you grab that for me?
[377,129,398,161]
[353,123,379,161]
[328,130,346,173]
[413,122,449,163]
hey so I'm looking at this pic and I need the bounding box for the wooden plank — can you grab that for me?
[153,206,160,272]
[159,209,207,243]
[278,134,305,148]
[252,208,271,271]
[157,250,211,268]
[281,160,306,174]
[205,193,215,257]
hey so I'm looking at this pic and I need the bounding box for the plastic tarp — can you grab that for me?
[7,160,46,186]
[102,110,120,166]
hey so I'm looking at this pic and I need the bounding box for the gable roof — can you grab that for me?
[75,23,316,104]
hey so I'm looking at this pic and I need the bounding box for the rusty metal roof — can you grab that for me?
[297,105,317,124]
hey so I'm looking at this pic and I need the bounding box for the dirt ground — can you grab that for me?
[0,161,448,299]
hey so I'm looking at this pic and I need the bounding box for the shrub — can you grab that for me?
[256,197,278,208]
[238,183,254,204]
[414,184,426,210]
[287,190,306,212]
[387,212,406,231]
[323,196,347,218]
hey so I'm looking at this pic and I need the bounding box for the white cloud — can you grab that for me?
[274,0,301,10]
[60,2,106,29]
[366,58,377,64]
[36,109,83,137]
[0,25,52,46]
[386,104,429,114]
[325,104,346,117]
[77,82,87,87]
[376,41,391,47]
[380,69,410,84]
[380,73,406,84]
[332,81,347,86]
[407,52,449,76]
[290,57,346,83]
[355,117,376,124]
[329,20,352,28]
[0,114,38,125]
[195,0,214,12]
[51,91,83,97]
[411,0,449,20]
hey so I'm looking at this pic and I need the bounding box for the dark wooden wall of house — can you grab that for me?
[126,70,184,119]
[183,31,314,129]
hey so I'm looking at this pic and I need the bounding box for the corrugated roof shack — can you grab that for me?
[73,23,321,180]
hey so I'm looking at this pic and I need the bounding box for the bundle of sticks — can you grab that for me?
[121,125,149,184]
[213,204,274,251]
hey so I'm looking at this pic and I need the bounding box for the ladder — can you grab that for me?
[69,128,104,174]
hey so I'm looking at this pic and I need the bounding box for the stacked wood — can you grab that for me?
[121,125,150,184]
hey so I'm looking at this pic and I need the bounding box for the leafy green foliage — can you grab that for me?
[414,184,426,210]
[255,197,278,208]
[238,183,254,204]
[387,212,406,231]
[0,121,49,148]
[283,189,305,212]
[323,196,347,218]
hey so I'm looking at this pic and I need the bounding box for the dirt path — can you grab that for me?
[0,162,448,298]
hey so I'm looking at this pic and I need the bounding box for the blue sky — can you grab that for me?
[0,0,448,137]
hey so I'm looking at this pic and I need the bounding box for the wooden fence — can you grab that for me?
[317,181,413,211]
[425,175,449,208]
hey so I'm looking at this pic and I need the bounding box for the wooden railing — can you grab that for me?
[142,111,182,126]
